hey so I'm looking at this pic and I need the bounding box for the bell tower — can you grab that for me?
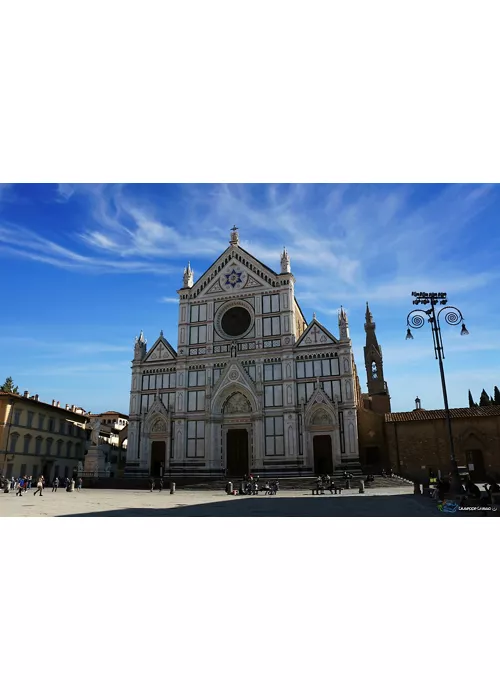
[364,302,391,414]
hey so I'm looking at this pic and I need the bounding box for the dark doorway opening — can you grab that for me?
[226,429,248,476]
[313,435,333,475]
[151,441,166,478]
[465,449,485,480]
[365,446,380,468]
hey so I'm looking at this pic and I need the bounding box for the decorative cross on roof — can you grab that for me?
[310,326,321,343]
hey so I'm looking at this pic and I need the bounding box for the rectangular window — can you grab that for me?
[190,325,207,344]
[38,414,45,430]
[59,420,66,434]
[141,394,155,413]
[188,370,206,387]
[56,441,63,457]
[161,372,176,389]
[46,439,53,456]
[13,410,21,426]
[187,420,205,457]
[339,411,345,453]
[298,414,303,455]
[188,390,205,412]
[48,418,55,432]
[262,294,280,313]
[142,375,149,390]
[150,374,157,391]
[162,392,175,410]
[23,435,31,453]
[262,316,281,337]
[264,385,283,407]
[244,365,256,382]
[9,433,19,452]
[264,363,282,381]
[213,368,222,383]
[297,382,315,404]
[322,380,342,402]
[66,442,73,458]
[190,304,207,323]
[27,411,34,428]
[35,438,42,455]
[265,416,284,456]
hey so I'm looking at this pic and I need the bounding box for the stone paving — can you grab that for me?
[0,484,450,517]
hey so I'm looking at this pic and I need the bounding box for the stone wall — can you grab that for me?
[384,414,500,481]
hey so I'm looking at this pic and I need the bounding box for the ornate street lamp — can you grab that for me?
[406,292,469,494]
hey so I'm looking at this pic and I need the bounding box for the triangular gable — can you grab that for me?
[304,385,337,420]
[190,244,281,299]
[211,360,258,407]
[144,335,177,362]
[296,319,338,347]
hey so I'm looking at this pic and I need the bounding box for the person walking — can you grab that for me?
[149,478,155,492]
[17,477,24,496]
[52,476,59,492]
[77,477,83,492]
[158,478,164,493]
[23,475,28,492]
[33,477,44,496]
[27,475,33,490]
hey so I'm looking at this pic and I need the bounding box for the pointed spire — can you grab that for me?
[160,329,164,337]
[183,261,194,288]
[338,305,350,340]
[364,302,375,331]
[229,224,240,246]
[280,246,291,273]
[138,330,145,343]
[312,312,317,321]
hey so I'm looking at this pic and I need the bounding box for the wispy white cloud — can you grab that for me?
[159,297,179,304]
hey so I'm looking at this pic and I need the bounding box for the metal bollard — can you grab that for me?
[413,482,421,495]
[170,482,176,495]
[226,481,233,495]
[359,480,365,494]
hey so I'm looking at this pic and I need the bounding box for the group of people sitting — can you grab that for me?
[429,471,500,505]
[239,474,280,495]
[314,474,345,494]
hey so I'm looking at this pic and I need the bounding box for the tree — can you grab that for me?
[468,390,477,408]
[0,376,19,394]
[479,389,491,406]
[494,386,500,406]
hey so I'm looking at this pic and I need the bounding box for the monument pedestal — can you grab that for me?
[84,447,108,478]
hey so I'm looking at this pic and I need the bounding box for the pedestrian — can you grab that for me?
[23,475,28,492]
[11,476,15,490]
[27,475,33,490]
[17,477,24,496]
[77,477,82,492]
[149,478,155,492]
[70,478,75,492]
[33,477,44,496]
[158,478,164,492]
[52,476,59,492]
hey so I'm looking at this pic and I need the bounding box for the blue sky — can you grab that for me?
[0,183,498,414]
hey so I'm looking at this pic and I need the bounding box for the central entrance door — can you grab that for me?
[226,429,249,476]
[313,435,333,475]
[150,441,166,478]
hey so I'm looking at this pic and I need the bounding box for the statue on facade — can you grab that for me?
[88,418,101,445]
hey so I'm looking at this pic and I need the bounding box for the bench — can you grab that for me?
[311,485,343,495]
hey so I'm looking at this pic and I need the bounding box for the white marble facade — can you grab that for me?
[125,229,360,478]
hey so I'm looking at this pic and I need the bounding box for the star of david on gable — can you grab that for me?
[224,269,243,288]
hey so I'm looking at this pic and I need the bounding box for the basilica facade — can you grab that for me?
[125,227,362,478]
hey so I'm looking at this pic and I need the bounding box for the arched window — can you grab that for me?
[35,436,43,455]
[9,432,19,453]
[371,361,378,379]
[23,434,32,454]
[66,442,73,458]
[46,438,53,455]
[56,439,63,457]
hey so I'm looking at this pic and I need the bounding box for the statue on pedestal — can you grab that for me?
[88,418,101,445]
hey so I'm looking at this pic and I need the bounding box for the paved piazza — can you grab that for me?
[0,484,453,517]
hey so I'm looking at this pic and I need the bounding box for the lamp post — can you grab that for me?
[405,292,469,494]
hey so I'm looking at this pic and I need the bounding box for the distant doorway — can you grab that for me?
[151,441,166,478]
[465,449,485,479]
[226,429,249,476]
[365,446,381,468]
[313,435,333,475]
